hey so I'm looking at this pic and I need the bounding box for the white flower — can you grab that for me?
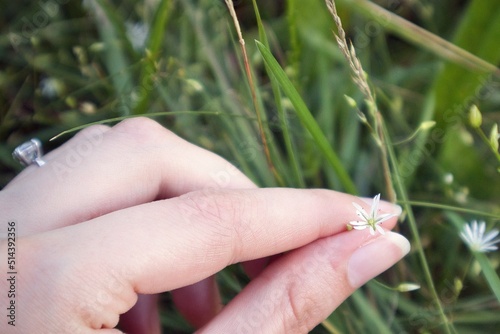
[126,22,149,51]
[443,173,453,185]
[460,220,500,253]
[348,194,397,235]
[39,77,63,98]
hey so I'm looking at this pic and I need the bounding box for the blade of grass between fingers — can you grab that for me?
[256,41,357,194]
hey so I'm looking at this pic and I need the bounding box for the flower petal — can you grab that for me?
[376,225,386,235]
[352,225,368,231]
[349,221,367,226]
[376,213,398,224]
[482,230,499,243]
[352,202,369,220]
[370,193,381,218]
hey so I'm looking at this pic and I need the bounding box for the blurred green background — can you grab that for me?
[1,0,499,332]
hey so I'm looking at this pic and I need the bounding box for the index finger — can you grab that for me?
[29,188,402,294]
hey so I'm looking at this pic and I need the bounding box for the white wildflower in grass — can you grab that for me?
[126,22,149,51]
[443,173,454,185]
[348,194,398,235]
[460,220,500,253]
[40,77,63,98]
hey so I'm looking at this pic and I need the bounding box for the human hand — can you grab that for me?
[0,118,409,333]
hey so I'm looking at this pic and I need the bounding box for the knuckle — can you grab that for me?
[284,289,314,333]
[74,124,110,140]
[178,189,250,262]
[282,282,315,333]
[114,117,169,138]
[111,117,182,148]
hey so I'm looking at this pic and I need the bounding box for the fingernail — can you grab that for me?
[390,203,403,216]
[348,232,410,288]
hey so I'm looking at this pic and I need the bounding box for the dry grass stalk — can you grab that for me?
[326,0,373,104]
[224,0,283,185]
[325,0,396,202]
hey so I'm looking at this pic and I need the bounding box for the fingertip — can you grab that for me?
[347,232,410,288]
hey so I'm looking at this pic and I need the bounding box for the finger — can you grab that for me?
[1,117,255,236]
[34,188,401,295]
[240,193,401,279]
[199,231,410,333]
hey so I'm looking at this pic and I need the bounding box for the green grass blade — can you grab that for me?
[475,252,500,304]
[400,201,500,220]
[93,0,135,116]
[251,0,305,188]
[432,1,500,126]
[285,0,300,83]
[350,291,392,333]
[382,122,453,333]
[337,0,499,76]
[133,0,172,115]
[181,0,276,186]
[256,40,357,194]
[50,111,222,140]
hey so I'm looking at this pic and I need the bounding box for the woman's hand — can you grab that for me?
[0,118,409,333]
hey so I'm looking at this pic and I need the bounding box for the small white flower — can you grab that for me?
[460,220,500,253]
[39,77,63,98]
[348,194,397,235]
[443,173,454,185]
[126,22,149,51]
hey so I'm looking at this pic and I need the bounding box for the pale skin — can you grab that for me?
[0,118,409,333]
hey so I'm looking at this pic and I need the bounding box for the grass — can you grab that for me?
[1,0,500,332]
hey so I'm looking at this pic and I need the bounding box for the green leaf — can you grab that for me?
[251,0,305,188]
[94,0,135,115]
[432,0,500,126]
[133,0,172,115]
[256,40,357,194]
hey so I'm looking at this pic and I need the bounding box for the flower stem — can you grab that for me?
[475,127,500,163]
[382,122,453,334]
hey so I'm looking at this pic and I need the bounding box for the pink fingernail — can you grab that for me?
[347,232,410,288]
